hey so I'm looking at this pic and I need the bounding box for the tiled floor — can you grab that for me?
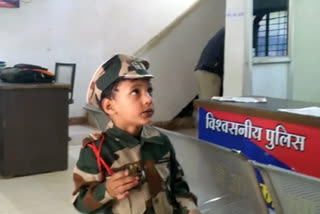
[0,125,196,214]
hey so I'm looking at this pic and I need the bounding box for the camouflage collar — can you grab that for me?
[105,125,164,147]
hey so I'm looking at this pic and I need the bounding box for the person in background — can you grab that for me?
[194,27,225,99]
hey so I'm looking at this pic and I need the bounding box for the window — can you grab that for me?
[253,0,289,57]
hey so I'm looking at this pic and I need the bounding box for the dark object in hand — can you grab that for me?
[127,163,146,186]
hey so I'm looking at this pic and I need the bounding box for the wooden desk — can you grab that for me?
[194,97,320,178]
[0,82,69,177]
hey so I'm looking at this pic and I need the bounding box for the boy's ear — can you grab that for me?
[101,98,115,115]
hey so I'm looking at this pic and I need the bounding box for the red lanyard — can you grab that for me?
[86,134,114,178]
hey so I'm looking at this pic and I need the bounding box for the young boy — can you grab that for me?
[72,54,200,214]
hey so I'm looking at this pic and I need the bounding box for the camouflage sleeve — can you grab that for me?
[168,138,198,214]
[72,142,114,213]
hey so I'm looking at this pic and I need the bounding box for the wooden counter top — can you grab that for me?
[194,97,320,128]
[0,81,70,90]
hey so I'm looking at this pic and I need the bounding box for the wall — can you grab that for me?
[226,0,320,102]
[0,0,196,117]
[223,0,249,96]
[225,0,290,100]
[252,62,288,98]
[291,0,320,103]
[135,0,226,121]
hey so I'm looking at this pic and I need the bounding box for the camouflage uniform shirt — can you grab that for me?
[72,125,197,214]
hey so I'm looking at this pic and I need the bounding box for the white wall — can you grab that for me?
[252,63,288,98]
[225,0,291,100]
[136,0,226,121]
[223,0,248,96]
[291,0,320,103]
[226,0,320,102]
[0,0,196,117]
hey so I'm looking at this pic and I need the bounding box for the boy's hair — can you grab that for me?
[99,77,124,109]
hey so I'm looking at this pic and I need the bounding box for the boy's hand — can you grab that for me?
[106,170,139,200]
[188,210,201,214]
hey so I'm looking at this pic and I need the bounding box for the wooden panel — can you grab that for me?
[0,86,68,177]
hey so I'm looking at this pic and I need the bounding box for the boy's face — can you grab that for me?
[103,78,154,129]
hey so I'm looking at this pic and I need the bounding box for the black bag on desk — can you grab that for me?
[0,64,55,83]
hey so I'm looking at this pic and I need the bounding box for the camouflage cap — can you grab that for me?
[87,54,153,109]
